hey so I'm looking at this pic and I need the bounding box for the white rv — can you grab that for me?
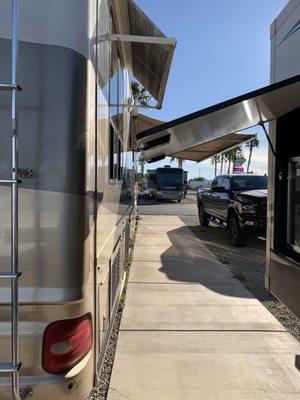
[0,1,175,399]
[266,0,300,319]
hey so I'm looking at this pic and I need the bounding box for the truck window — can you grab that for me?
[211,178,218,188]
[231,175,267,191]
[216,177,225,187]
[222,177,230,190]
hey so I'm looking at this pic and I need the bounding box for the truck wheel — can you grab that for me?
[198,204,209,226]
[228,215,246,247]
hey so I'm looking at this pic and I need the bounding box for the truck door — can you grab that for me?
[207,177,225,218]
[218,177,231,220]
[204,178,218,215]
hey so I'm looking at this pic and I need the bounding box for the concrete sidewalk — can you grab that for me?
[108,216,300,400]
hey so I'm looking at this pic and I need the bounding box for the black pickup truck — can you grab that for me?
[197,174,267,246]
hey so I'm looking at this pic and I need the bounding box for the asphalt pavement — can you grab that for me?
[137,191,198,216]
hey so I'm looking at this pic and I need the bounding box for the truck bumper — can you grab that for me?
[239,215,266,233]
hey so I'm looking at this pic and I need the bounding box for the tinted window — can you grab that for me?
[109,125,123,181]
[211,178,218,188]
[231,175,267,191]
[217,177,224,187]
[223,178,230,190]
[157,170,184,188]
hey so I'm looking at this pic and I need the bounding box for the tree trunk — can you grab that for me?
[214,161,217,176]
[141,163,145,177]
[178,158,183,169]
[232,156,236,174]
[227,160,231,174]
[220,155,224,174]
[247,146,253,173]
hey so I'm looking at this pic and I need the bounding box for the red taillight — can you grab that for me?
[42,314,93,374]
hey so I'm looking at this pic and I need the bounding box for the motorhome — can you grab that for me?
[266,0,300,319]
[155,167,185,202]
[0,1,175,399]
[145,169,157,198]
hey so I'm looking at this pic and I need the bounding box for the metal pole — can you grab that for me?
[11,1,21,399]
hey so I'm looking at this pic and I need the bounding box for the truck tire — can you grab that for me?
[198,203,209,226]
[228,215,246,247]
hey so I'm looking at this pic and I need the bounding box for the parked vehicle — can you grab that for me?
[145,169,157,198]
[189,180,212,190]
[197,174,267,246]
[184,171,188,197]
[155,167,185,202]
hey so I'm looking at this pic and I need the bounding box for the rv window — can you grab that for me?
[109,125,123,182]
[117,138,123,181]
[287,157,300,253]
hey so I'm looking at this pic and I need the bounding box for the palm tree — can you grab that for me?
[138,154,147,177]
[220,153,225,174]
[224,150,234,173]
[171,157,184,169]
[224,146,244,174]
[246,138,260,173]
[211,155,220,176]
[231,145,244,173]
[131,82,151,106]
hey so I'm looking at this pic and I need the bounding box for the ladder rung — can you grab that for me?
[0,84,22,91]
[0,363,22,373]
[0,272,22,279]
[0,179,21,184]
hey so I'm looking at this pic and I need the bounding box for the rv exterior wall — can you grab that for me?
[0,0,137,398]
[267,0,300,318]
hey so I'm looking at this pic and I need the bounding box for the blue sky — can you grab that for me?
[135,0,288,179]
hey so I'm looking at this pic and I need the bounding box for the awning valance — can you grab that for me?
[111,0,176,108]
[136,75,300,162]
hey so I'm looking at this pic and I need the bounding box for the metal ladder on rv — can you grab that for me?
[0,1,22,399]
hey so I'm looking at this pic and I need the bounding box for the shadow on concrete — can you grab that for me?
[158,224,253,299]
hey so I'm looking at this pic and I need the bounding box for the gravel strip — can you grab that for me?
[182,216,300,342]
[87,311,122,400]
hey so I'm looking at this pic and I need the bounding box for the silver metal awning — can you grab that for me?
[107,0,176,109]
[130,114,166,150]
[136,75,300,162]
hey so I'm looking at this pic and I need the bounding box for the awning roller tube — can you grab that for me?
[135,74,300,163]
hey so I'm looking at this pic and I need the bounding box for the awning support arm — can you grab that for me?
[259,121,277,159]
[259,121,283,177]
[254,98,283,175]
[98,33,176,46]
